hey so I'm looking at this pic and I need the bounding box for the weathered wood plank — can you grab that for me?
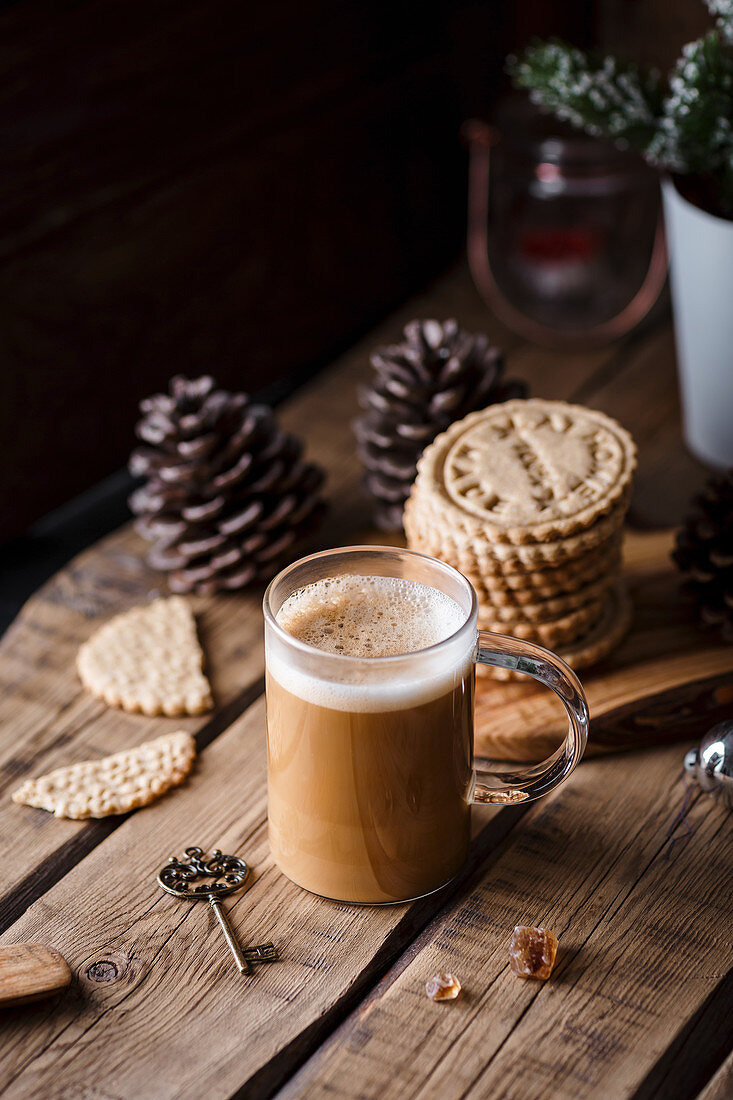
[0,267,727,1098]
[0,694,527,1099]
[631,965,733,1100]
[278,746,733,1100]
[696,1051,733,1100]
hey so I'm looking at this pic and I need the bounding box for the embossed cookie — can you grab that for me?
[405,400,635,670]
[411,399,636,546]
[77,596,213,716]
[12,731,196,819]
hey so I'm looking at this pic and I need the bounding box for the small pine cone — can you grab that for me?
[354,319,526,530]
[129,375,325,594]
[673,468,733,643]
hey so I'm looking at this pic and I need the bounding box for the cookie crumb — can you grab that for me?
[12,731,196,819]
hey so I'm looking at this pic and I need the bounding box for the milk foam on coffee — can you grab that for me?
[272,575,470,712]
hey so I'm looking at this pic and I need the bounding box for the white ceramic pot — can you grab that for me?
[662,179,733,469]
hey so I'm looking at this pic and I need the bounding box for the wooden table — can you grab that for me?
[1,266,731,1100]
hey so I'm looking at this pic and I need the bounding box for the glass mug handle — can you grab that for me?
[471,631,589,805]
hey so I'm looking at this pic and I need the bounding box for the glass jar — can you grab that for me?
[463,97,667,347]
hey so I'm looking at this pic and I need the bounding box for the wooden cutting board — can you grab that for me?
[475,527,733,761]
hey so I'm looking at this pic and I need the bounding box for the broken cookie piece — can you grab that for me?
[12,731,196,819]
[77,596,213,716]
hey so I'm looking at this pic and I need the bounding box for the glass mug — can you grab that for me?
[263,546,589,904]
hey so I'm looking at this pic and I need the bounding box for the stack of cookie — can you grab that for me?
[404,399,636,675]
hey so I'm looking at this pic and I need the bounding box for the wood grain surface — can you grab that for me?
[697,1053,733,1100]
[0,265,729,1100]
[281,746,732,1100]
[0,697,524,1100]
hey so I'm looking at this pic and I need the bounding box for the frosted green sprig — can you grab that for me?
[508,42,662,149]
[649,33,733,181]
[705,0,733,43]
[508,5,733,217]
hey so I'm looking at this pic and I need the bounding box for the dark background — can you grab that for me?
[0,0,705,546]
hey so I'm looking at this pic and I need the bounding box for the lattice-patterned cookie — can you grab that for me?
[77,596,213,716]
[12,732,196,818]
[412,400,636,545]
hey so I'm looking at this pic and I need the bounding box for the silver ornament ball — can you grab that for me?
[684,720,733,810]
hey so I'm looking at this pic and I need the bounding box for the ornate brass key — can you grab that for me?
[157,847,278,976]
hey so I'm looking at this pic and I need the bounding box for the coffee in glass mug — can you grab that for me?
[263,546,588,904]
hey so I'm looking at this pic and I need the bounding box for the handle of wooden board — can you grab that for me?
[471,631,589,805]
[0,943,72,1008]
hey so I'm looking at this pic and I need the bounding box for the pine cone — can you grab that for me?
[129,375,325,595]
[673,468,733,643]
[354,319,526,530]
